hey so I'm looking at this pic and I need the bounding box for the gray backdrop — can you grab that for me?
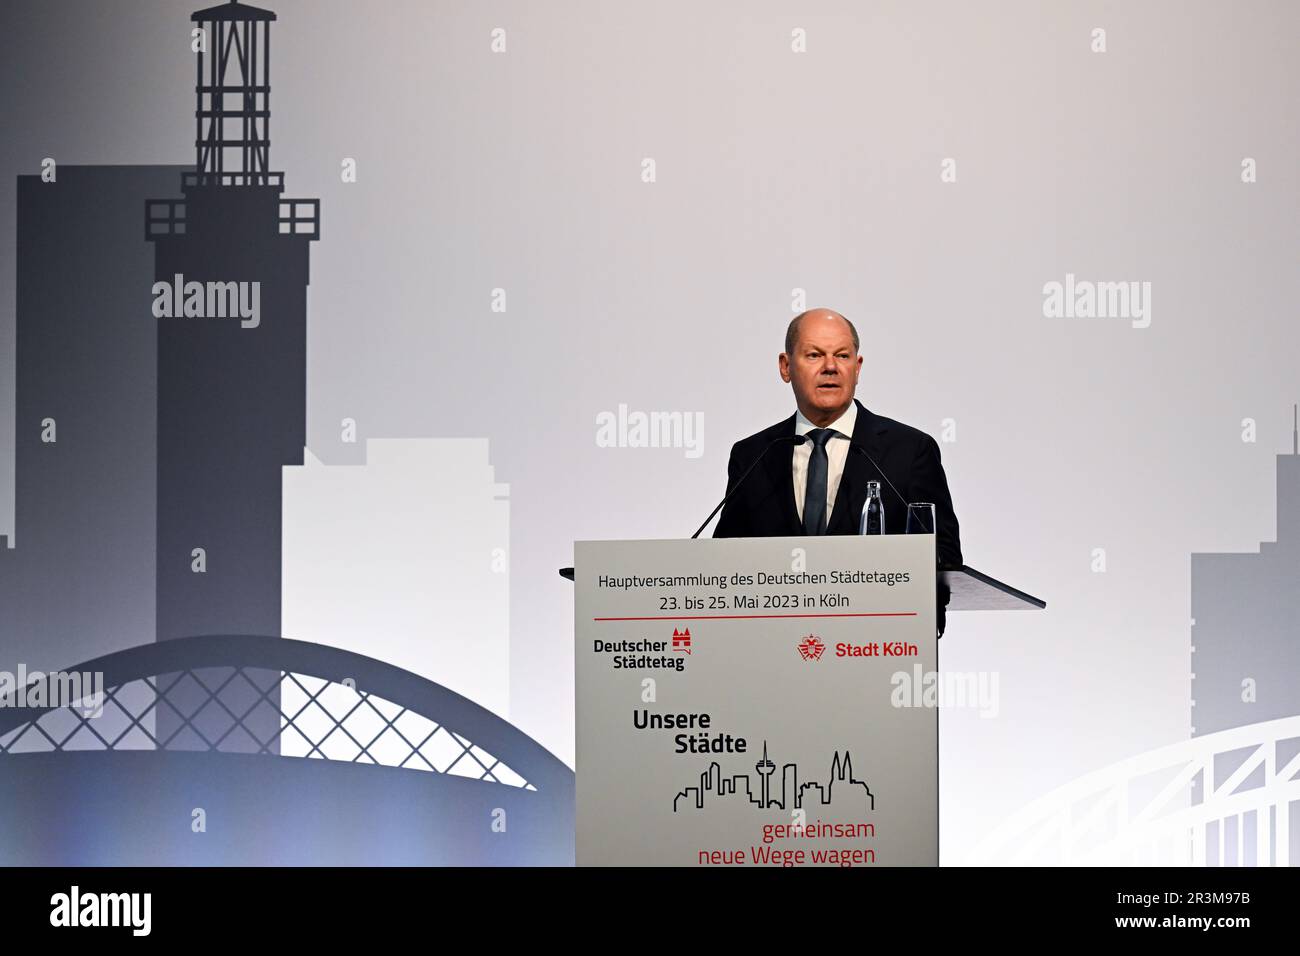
[3,1,1298,864]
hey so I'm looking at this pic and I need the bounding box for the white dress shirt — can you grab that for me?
[792,401,857,523]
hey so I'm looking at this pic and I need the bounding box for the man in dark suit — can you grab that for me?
[713,308,961,636]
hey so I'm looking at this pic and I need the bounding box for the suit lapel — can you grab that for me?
[827,400,888,534]
[762,414,802,535]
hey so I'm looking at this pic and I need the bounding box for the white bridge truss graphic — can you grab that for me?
[967,715,1300,866]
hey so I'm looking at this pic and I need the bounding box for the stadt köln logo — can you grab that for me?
[796,635,826,661]
[672,627,692,654]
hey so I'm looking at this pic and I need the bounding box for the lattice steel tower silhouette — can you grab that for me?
[194,0,273,185]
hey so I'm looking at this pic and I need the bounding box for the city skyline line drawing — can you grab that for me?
[673,739,875,813]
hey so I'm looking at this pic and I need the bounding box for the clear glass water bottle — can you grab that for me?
[860,480,885,534]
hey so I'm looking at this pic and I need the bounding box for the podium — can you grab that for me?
[566,535,1044,866]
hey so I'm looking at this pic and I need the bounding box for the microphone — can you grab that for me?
[848,442,910,511]
[691,434,807,539]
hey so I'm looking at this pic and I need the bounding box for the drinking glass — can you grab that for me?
[905,502,936,535]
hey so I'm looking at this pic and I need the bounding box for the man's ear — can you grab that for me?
[778,352,792,383]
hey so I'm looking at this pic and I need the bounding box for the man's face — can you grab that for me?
[779,317,862,424]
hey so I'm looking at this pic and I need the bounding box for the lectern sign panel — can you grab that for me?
[575,534,937,867]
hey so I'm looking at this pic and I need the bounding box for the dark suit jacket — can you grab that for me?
[713,399,962,633]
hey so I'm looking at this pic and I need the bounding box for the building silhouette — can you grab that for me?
[1191,408,1300,737]
[0,166,178,678]
[282,440,512,720]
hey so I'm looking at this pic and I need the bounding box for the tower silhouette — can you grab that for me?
[145,0,319,752]
[756,740,776,808]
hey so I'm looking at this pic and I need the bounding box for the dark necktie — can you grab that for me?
[802,428,834,535]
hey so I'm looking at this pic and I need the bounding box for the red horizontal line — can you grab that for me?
[593,612,917,621]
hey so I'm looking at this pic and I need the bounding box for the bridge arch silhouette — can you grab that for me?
[0,635,574,865]
[966,714,1300,866]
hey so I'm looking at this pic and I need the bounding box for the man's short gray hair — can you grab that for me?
[784,310,860,356]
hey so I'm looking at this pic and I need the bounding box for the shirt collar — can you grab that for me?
[794,400,857,439]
